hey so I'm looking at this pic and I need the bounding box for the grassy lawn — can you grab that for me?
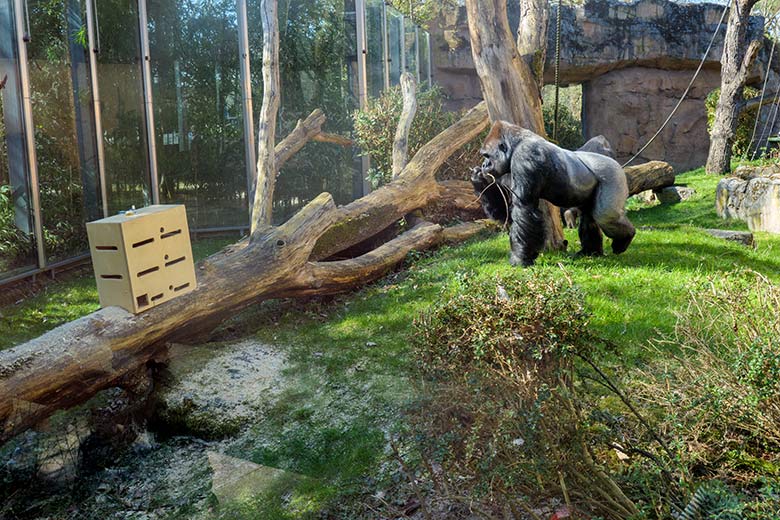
[3,167,780,518]
[206,168,780,516]
[0,236,237,351]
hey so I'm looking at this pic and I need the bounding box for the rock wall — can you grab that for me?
[581,67,721,171]
[716,166,780,233]
[429,0,771,170]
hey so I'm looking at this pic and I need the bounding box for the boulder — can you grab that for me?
[716,173,780,233]
[704,229,755,247]
[655,185,696,204]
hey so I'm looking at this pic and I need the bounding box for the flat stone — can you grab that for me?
[633,189,657,204]
[655,186,696,204]
[208,452,303,504]
[716,174,780,233]
[704,229,755,248]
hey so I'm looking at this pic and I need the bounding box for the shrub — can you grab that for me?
[353,84,484,187]
[402,274,643,518]
[543,102,584,151]
[706,87,760,157]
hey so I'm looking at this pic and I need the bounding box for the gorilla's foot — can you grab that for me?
[509,252,535,267]
[575,249,604,258]
[611,235,634,254]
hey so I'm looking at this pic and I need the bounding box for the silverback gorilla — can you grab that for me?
[471,121,635,267]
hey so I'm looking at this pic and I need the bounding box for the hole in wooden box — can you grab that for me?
[151,293,164,302]
[96,245,118,251]
[165,256,186,267]
[161,229,182,239]
[132,238,154,248]
[136,294,149,307]
[173,282,190,292]
[100,274,122,280]
[137,266,160,277]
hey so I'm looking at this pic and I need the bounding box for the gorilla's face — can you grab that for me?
[480,139,511,176]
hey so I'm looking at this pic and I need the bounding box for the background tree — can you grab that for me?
[464,0,566,251]
[706,0,762,174]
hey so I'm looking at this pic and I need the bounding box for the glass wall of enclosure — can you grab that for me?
[0,0,432,281]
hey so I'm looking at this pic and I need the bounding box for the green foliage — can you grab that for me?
[706,87,760,157]
[353,85,482,187]
[543,102,584,150]
[0,186,33,267]
[386,0,457,28]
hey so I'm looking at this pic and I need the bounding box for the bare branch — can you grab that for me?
[250,0,281,236]
[392,72,418,179]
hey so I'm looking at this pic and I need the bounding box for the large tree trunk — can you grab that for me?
[705,0,761,175]
[464,0,566,253]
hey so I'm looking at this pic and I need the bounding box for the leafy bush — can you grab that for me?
[0,185,34,268]
[706,87,760,157]
[354,84,483,187]
[401,274,643,518]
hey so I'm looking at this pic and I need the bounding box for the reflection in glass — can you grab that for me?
[0,0,38,276]
[148,0,247,230]
[27,0,101,263]
[404,20,417,79]
[365,0,385,98]
[386,6,402,86]
[418,29,430,85]
[95,0,150,215]
[249,0,361,224]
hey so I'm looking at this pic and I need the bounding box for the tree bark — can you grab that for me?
[705,0,762,175]
[624,161,676,195]
[250,0,281,232]
[392,72,418,179]
[465,0,566,252]
[517,0,550,94]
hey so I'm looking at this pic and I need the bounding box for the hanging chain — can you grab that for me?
[553,0,563,142]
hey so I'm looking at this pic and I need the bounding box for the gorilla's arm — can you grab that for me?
[507,156,545,267]
[471,168,512,225]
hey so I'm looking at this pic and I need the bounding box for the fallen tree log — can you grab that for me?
[625,161,676,195]
[0,101,491,444]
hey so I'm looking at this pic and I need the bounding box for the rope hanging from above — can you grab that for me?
[553,0,563,142]
[620,0,732,167]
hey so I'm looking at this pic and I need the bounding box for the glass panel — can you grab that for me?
[404,20,417,79]
[27,0,102,263]
[386,6,402,86]
[248,0,362,224]
[0,0,38,277]
[418,29,430,85]
[364,0,384,98]
[95,0,150,215]
[148,0,247,230]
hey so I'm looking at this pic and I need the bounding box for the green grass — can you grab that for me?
[203,168,780,517]
[4,168,780,518]
[0,236,236,351]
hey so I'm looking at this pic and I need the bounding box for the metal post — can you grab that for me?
[137,0,160,205]
[237,0,256,206]
[426,31,432,84]
[355,0,370,195]
[85,0,109,217]
[381,2,389,90]
[13,0,46,268]
[399,14,406,74]
[414,25,420,83]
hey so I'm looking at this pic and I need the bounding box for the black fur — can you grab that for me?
[473,122,635,266]
[471,167,512,225]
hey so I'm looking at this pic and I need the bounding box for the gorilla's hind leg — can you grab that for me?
[577,209,604,257]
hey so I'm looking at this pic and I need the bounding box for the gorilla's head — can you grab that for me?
[480,120,515,176]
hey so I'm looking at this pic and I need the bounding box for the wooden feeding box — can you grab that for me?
[87,205,196,313]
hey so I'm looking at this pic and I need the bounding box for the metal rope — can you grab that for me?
[621,0,732,167]
[752,86,780,159]
[743,36,775,161]
[553,0,563,141]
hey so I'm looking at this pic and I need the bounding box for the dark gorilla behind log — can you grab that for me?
[474,121,635,266]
